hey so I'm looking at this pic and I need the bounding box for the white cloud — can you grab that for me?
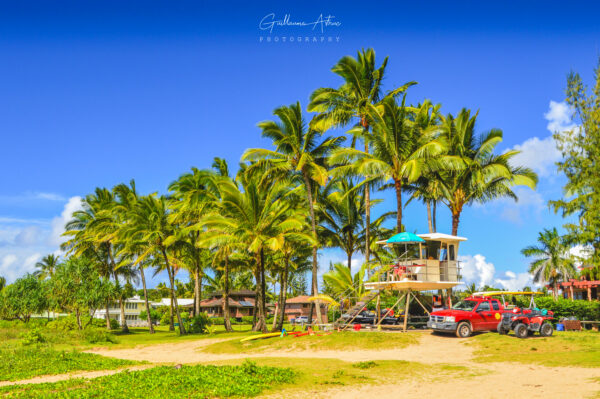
[460,253,535,291]
[511,136,561,178]
[498,187,545,224]
[459,254,495,287]
[14,226,43,246]
[495,271,533,291]
[49,196,82,246]
[35,192,66,201]
[544,100,576,134]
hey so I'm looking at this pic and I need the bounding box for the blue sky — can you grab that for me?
[1,1,599,289]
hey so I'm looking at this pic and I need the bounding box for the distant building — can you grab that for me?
[199,289,256,318]
[155,297,195,309]
[93,295,154,326]
[559,276,599,301]
[281,295,328,323]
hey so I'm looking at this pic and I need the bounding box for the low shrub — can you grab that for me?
[185,313,212,334]
[535,296,600,321]
[20,327,45,345]
[78,327,117,344]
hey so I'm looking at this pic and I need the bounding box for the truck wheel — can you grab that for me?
[456,321,472,338]
[514,323,529,339]
[540,322,553,337]
[497,323,508,335]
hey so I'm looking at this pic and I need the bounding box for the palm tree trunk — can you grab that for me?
[253,255,266,332]
[451,210,461,236]
[272,271,283,331]
[394,179,403,233]
[276,257,290,331]
[169,293,174,331]
[363,120,371,273]
[119,298,129,333]
[139,264,154,333]
[194,269,201,317]
[432,200,437,232]
[302,170,322,325]
[347,251,352,270]
[223,257,232,332]
[426,200,433,233]
[162,249,186,334]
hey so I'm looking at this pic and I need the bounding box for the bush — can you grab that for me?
[20,327,45,345]
[241,316,254,324]
[46,316,78,331]
[139,308,160,323]
[160,312,171,326]
[79,327,117,344]
[186,313,212,334]
[535,296,600,321]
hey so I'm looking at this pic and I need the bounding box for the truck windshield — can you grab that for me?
[452,300,477,311]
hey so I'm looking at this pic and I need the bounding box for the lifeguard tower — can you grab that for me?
[339,232,466,332]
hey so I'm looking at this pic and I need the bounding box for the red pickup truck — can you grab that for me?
[427,295,504,338]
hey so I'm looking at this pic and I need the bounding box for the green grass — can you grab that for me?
[471,330,600,368]
[0,361,295,398]
[0,346,138,382]
[202,331,419,354]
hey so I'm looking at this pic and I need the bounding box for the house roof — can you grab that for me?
[156,298,195,307]
[208,289,256,298]
[285,295,313,304]
[200,297,255,308]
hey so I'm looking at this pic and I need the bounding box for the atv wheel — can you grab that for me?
[497,323,508,335]
[456,321,472,338]
[514,323,529,339]
[540,322,553,337]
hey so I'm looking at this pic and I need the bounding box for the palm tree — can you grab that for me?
[330,98,449,233]
[199,171,309,332]
[439,109,539,235]
[320,178,365,269]
[168,166,222,316]
[120,194,186,334]
[63,189,117,330]
[521,228,577,299]
[309,48,416,265]
[34,254,60,280]
[319,262,371,310]
[242,102,343,325]
[0,276,5,291]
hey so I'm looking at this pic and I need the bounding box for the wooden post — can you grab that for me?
[588,286,592,302]
[403,290,412,332]
[446,288,453,307]
[570,285,574,301]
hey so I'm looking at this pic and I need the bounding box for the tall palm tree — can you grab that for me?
[521,228,577,299]
[439,109,539,235]
[199,172,310,332]
[309,48,416,265]
[113,180,156,333]
[242,102,343,324]
[63,189,117,330]
[329,98,449,233]
[320,178,365,269]
[120,194,186,334]
[34,254,60,280]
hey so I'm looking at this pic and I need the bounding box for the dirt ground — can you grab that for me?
[84,333,599,399]
[4,334,599,398]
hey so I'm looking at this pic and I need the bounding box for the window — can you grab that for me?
[491,301,500,311]
[452,300,477,311]
[477,301,490,311]
[126,303,137,310]
[449,245,456,261]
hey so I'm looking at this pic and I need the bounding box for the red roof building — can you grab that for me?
[199,290,256,318]
[277,295,328,323]
[559,277,599,301]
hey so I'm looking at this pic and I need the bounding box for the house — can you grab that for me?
[199,289,256,318]
[93,295,154,326]
[155,297,195,309]
[560,276,599,301]
[281,295,328,323]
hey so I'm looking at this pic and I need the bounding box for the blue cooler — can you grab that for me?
[556,323,565,331]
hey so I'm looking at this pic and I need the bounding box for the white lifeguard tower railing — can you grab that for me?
[365,232,467,291]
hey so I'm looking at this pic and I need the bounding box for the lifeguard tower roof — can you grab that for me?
[417,233,467,242]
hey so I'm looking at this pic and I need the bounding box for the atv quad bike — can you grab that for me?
[497,306,554,338]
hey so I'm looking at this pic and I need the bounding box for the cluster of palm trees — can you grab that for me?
[55,48,536,334]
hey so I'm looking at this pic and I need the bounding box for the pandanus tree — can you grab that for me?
[119,194,186,334]
[329,98,450,233]
[309,48,416,265]
[521,228,577,299]
[242,102,343,324]
[439,109,539,235]
[199,171,309,332]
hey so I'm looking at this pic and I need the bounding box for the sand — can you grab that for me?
[3,333,599,398]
